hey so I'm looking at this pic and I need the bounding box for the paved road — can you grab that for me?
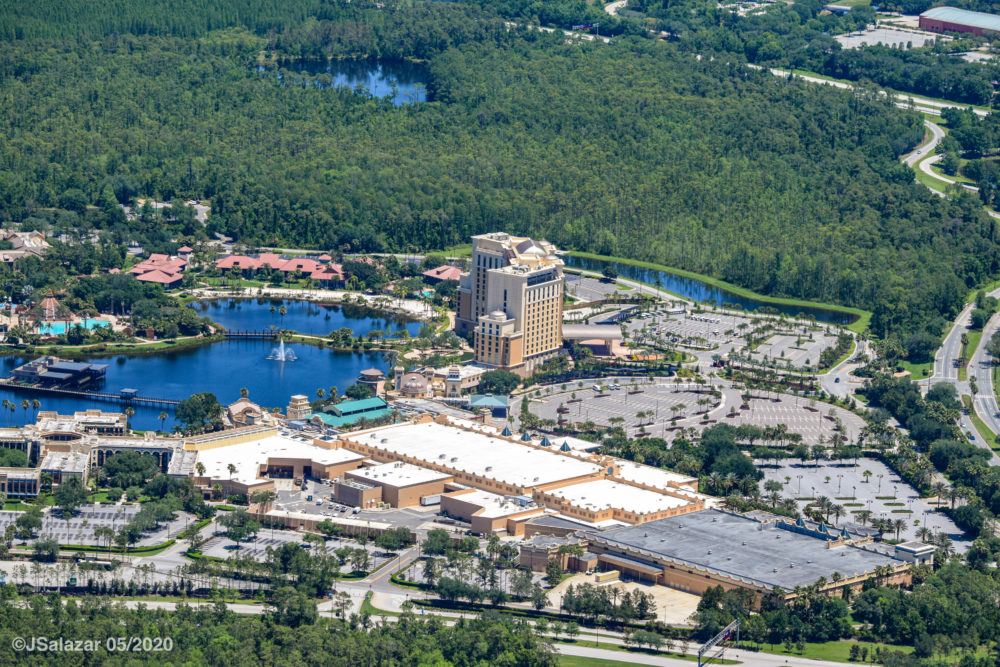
[968,308,1000,464]
[555,643,846,667]
[817,338,872,399]
[605,0,628,14]
[902,119,945,168]
[930,291,1000,464]
[765,67,988,117]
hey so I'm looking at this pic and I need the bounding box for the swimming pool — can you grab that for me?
[39,319,111,335]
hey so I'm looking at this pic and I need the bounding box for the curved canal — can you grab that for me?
[563,255,857,325]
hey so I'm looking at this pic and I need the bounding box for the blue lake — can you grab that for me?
[257,58,428,105]
[563,255,856,325]
[189,298,423,338]
[0,299,412,431]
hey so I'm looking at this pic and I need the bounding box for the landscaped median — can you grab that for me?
[14,539,176,557]
[568,251,871,334]
[962,395,1000,451]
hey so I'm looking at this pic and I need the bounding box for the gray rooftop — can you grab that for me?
[588,509,904,591]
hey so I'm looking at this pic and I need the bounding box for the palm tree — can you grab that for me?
[31,399,39,422]
[856,510,872,527]
[1,400,10,427]
[816,495,832,521]
[227,463,237,484]
[915,526,932,543]
[892,518,907,541]
[240,387,249,399]
[124,407,135,431]
[931,482,946,504]
[831,504,844,525]
[195,462,206,478]
[862,469,873,484]
[278,305,287,327]
[316,388,326,400]
[158,412,167,433]
[19,400,28,424]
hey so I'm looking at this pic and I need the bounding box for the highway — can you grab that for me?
[968,307,1000,464]
[763,67,988,118]
[930,293,1000,465]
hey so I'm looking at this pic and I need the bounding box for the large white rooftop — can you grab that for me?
[40,451,89,474]
[451,489,543,518]
[547,479,691,515]
[348,461,451,488]
[615,461,697,489]
[342,421,603,490]
[197,434,364,485]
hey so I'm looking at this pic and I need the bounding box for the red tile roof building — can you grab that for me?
[216,254,345,286]
[129,253,187,288]
[422,265,464,282]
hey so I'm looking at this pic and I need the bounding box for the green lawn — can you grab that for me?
[558,658,624,667]
[928,160,976,186]
[442,244,472,257]
[900,359,932,380]
[969,410,1000,451]
[761,640,912,663]
[553,639,737,664]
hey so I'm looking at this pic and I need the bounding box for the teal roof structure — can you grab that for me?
[921,6,1000,32]
[469,394,509,408]
[306,407,394,428]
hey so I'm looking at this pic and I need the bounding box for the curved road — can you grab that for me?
[605,0,628,14]
[902,119,945,168]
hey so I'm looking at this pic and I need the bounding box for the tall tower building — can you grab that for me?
[456,233,564,377]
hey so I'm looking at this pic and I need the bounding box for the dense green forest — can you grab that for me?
[0,0,997,339]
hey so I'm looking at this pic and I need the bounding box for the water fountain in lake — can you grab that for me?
[267,338,297,362]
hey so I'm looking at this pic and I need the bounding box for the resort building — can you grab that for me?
[215,253,345,287]
[920,6,1000,35]
[188,426,366,495]
[441,488,546,536]
[304,397,394,430]
[286,395,311,421]
[389,364,487,398]
[338,416,706,529]
[422,265,463,283]
[578,509,914,603]
[344,461,452,508]
[0,467,39,498]
[128,252,188,287]
[455,233,565,376]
